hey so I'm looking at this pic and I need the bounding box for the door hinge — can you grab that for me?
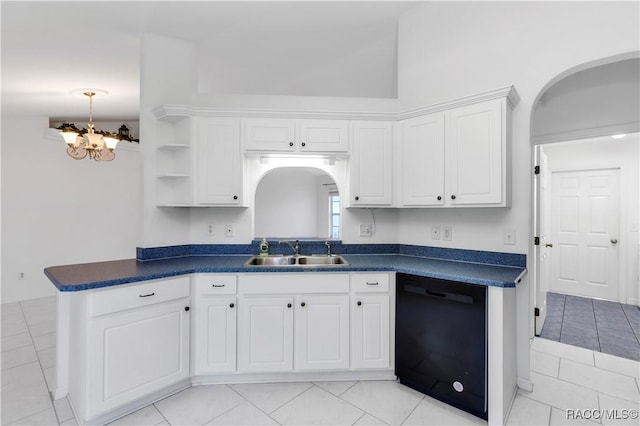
[534,307,540,317]
[534,236,540,245]
[534,165,540,175]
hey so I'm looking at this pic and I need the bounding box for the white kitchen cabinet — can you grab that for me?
[447,99,506,206]
[294,295,349,371]
[352,295,390,369]
[400,98,511,207]
[80,277,190,422]
[193,274,238,374]
[350,121,393,206]
[401,113,445,206]
[350,273,391,369]
[245,118,348,153]
[196,117,243,205]
[237,296,294,372]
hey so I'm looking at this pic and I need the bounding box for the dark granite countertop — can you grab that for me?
[45,254,526,292]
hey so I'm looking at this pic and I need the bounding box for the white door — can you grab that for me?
[549,169,620,301]
[86,299,190,418]
[294,295,349,371]
[536,147,550,335]
[193,297,236,374]
[350,121,393,206]
[298,119,348,152]
[238,296,294,372]
[401,113,445,206]
[447,99,503,205]
[352,295,390,369]
[244,118,296,151]
[196,118,242,205]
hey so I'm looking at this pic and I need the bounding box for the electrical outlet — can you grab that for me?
[504,229,516,245]
[207,223,215,236]
[359,223,373,237]
[431,225,441,240]
[18,272,25,280]
[443,225,452,241]
[225,224,234,237]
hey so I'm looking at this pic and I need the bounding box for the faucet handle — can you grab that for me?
[325,241,332,256]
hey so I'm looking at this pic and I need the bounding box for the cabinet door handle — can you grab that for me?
[233,195,238,200]
[229,303,235,308]
[289,142,294,147]
[184,306,190,312]
[357,301,362,306]
[355,196,359,201]
[437,196,442,201]
[366,282,379,286]
[287,303,292,308]
[301,142,306,147]
[451,195,456,200]
[139,292,155,298]
[301,302,306,307]
[212,284,225,287]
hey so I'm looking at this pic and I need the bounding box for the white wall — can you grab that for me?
[1,117,140,303]
[543,135,639,304]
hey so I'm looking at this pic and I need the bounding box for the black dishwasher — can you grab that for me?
[395,273,487,420]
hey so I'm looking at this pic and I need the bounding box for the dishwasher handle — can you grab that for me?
[404,284,474,304]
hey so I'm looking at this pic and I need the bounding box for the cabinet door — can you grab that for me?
[350,121,393,206]
[352,295,390,369]
[447,100,504,205]
[298,119,348,152]
[196,118,242,205]
[193,296,236,374]
[86,298,190,418]
[245,118,296,152]
[294,295,349,371]
[238,296,294,372]
[401,113,445,206]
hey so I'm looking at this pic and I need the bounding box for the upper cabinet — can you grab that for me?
[350,121,393,206]
[400,96,515,208]
[245,118,348,153]
[196,118,243,205]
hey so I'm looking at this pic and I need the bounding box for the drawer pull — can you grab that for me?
[366,282,379,286]
[357,301,362,306]
[139,292,155,298]
[212,284,226,288]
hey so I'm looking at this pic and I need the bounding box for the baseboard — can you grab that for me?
[191,370,396,385]
[626,297,640,306]
[517,378,533,392]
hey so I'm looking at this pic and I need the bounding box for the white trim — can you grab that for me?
[153,86,520,122]
[531,121,640,145]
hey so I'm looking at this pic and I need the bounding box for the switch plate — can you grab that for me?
[431,225,441,240]
[443,225,452,241]
[207,223,215,236]
[359,223,373,237]
[504,229,516,245]
[225,224,234,237]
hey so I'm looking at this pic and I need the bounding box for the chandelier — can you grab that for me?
[58,91,120,162]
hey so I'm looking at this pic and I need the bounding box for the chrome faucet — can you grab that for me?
[325,241,332,256]
[279,240,300,256]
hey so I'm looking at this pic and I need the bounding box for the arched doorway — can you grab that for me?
[531,54,639,360]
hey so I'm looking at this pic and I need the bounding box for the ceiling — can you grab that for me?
[1,1,416,122]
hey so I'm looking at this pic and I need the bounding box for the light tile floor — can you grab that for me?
[2,296,639,425]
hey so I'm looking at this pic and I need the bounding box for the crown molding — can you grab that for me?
[153,86,520,122]
[531,121,639,145]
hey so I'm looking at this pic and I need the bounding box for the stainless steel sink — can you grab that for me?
[243,255,348,267]
[296,255,348,265]
[244,256,297,266]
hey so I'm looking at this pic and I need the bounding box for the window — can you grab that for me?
[329,192,340,239]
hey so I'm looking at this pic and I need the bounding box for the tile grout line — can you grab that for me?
[591,298,603,353]
[196,384,247,426]
[224,383,284,425]
[621,303,640,346]
[398,394,425,426]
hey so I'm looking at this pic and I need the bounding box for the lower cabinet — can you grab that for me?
[352,295,390,369]
[71,277,191,423]
[238,296,294,372]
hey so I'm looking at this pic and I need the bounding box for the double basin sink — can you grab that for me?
[244,254,349,267]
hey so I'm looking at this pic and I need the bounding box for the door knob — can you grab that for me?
[545,243,553,248]
[611,239,618,244]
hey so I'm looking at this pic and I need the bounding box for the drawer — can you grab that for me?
[238,273,349,294]
[351,273,389,293]
[88,276,190,317]
[193,274,237,295]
